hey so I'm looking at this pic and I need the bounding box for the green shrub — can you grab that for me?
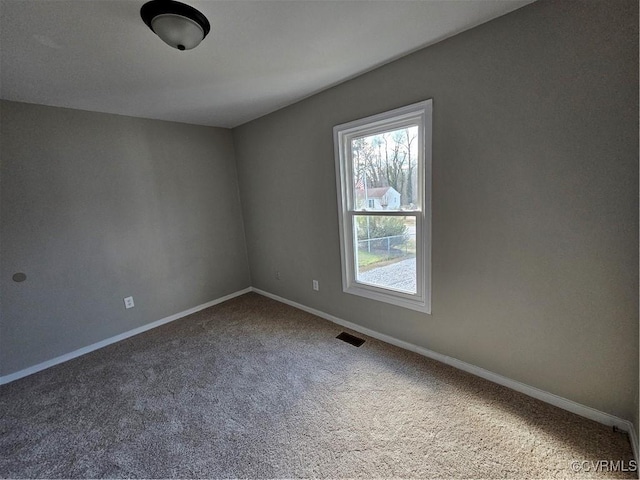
[356,217,407,242]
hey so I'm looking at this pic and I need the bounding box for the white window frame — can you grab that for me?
[333,100,432,314]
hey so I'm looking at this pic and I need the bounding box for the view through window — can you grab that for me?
[352,125,419,294]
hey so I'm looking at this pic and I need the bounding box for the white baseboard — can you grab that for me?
[0,287,252,385]
[2,285,636,465]
[252,287,638,455]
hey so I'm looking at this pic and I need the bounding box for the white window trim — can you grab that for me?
[334,100,432,314]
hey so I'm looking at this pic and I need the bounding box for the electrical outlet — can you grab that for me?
[275,271,281,280]
[124,296,135,309]
[312,280,319,291]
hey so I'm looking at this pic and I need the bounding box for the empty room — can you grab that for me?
[1,0,638,478]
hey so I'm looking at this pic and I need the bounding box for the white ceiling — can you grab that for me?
[1,0,533,128]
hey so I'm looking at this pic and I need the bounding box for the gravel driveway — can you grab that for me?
[358,257,416,293]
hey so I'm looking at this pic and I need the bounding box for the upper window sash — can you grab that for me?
[337,110,427,214]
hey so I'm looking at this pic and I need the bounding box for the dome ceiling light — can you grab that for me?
[140,0,210,51]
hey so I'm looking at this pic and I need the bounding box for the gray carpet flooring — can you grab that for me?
[0,292,635,478]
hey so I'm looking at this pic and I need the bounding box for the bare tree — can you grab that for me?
[384,131,407,200]
[401,128,417,205]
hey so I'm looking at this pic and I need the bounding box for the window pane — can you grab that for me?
[351,126,420,211]
[354,215,417,294]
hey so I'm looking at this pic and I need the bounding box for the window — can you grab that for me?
[334,100,432,313]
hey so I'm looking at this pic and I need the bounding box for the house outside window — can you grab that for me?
[334,100,432,313]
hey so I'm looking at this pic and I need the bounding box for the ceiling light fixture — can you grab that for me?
[140,0,210,51]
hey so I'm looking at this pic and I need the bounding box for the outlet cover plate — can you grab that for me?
[124,296,135,309]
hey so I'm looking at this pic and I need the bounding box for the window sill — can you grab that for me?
[344,283,431,314]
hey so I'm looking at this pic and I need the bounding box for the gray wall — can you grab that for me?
[1,101,250,375]
[233,0,638,421]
